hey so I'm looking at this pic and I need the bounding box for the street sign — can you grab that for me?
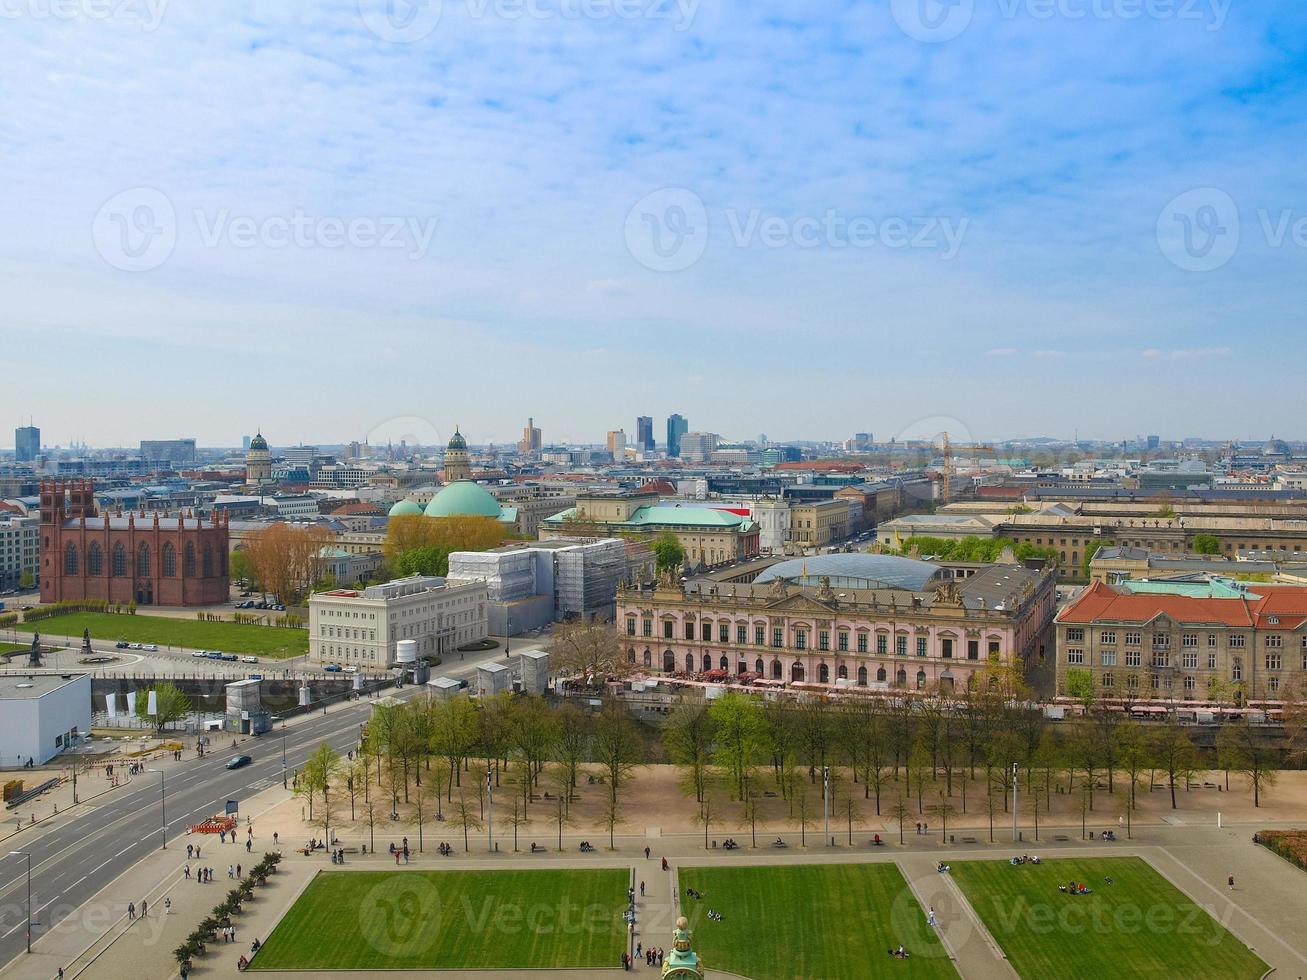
[225,799,239,815]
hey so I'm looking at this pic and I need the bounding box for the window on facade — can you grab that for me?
[1230,634,1246,648]
[202,543,213,577]
[968,640,979,660]
[1267,653,1282,670]
[627,648,636,664]
[916,637,927,658]
[1208,652,1218,670]
[1151,632,1168,648]
[685,653,694,672]
[111,543,126,577]
[1102,672,1114,687]
[755,658,764,674]
[1100,651,1116,666]
[183,543,196,577]
[755,625,765,646]
[1125,650,1141,667]
[857,633,868,653]
[1269,676,1280,693]
[942,638,953,659]
[1067,648,1084,664]
[795,630,807,650]
[1184,675,1196,694]
[664,621,674,639]
[719,624,729,643]
[819,664,830,683]
[896,636,907,657]
[701,623,711,641]
[683,622,693,640]
[137,543,150,578]
[737,625,747,645]
[64,542,78,575]
[1182,651,1198,669]
[916,670,926,689]
[818,630,829,651]
[857,665,867,685]
[720,655,729,670]
[1208,633,1217,647]
[642,618,652,637]
[877,666,887,683]
[838,631,848,652]
[1126,673,1139,689]
[1066,628,1084,642]
[1266,634,1283,648]
[1100,631,1116,645]
[702,654,711,672]
[876,634,887,655]
[1231,657,1243,681]
[772,628,783,648]
[1182,633,1198,647]
[1152,652,1170,668]
[771,659,782,679]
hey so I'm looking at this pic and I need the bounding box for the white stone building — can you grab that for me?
[308,575,488,668]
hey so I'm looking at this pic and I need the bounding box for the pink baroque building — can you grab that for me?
[617,553,1056,690]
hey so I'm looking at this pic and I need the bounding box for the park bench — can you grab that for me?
[1054,835,1070,842]
[962,836,978,844]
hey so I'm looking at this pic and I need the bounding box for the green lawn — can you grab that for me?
[249,869,627,971]
[0,642,27,657]
[15,612,307,658]
[677,864,958,980]
[950,858,1267,980]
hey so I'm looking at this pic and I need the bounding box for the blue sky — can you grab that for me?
[3,0,1305,448]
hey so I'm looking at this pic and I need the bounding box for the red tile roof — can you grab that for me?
[1057,579,1307,629]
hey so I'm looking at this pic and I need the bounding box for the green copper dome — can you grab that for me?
[447,428,467,451]
[423,480,502,518]
[248,432,268,451]
[388,499,424,517]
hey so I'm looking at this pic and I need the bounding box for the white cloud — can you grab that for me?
[985,347,1018,357]
[1142,346,1232,360]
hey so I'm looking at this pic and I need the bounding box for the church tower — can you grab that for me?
[245,432,272,485]
[443,427,471,482]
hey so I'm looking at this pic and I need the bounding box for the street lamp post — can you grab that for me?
[281,733,288,789]
[1012,763,1020,843]
[8,850,30,953]
[822,766,831,847]
[486,769,494,853]
[70,729,89,806]
[147,769,166,849]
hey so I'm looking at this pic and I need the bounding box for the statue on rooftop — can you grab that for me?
[661,916,705,979]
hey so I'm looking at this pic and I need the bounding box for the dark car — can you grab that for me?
[226,755,252,770]
[115,640,130,649]
[221,654,238,662]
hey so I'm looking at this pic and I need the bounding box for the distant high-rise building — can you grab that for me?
[245,432,273,484]
[1147,435,1160,450]
[680,431,717,463]
[636,416,654,452]
[607,429,627,460]
[140,438,197,467]
[518,417,542,456]
[242,435,252,451]
[667,414,688,457]
[845,432,873,452]
[15,425,39,463]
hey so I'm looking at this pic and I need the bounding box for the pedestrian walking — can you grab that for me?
[1228,875,1235,890]
[644,846,651,860]
[164,897,172,915]
[927,907,937,927]
[187,844,194,859]
[127,902,135,921]
[640,881,645,897]
[237,864,242,878]
[273,832,279,845]
[184,865,191,879]
[140,899,147,917]
[246,839,252,853]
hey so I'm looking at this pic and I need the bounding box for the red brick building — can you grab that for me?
[40,480,229,607]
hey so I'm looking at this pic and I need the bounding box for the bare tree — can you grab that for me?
[550,618,629,680]
[592,706,643,850]
[665,697,714,803]
[450,786,482,852]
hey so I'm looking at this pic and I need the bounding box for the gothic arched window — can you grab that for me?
[111,543,127,577]
[162,542,177,577]
[64,542,78,575]
[87,542,103,576]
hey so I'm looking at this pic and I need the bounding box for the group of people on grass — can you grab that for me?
[1010,855,1041,865]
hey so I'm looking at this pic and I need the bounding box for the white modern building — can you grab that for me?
[0,515,39,591]
[0,673,92,767]
[307,575,488,668]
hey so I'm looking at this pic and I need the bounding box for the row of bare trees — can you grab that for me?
[299,692,646,853]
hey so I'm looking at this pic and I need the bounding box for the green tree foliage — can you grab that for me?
[135,682,190,732]
[1192,534,1222,555]
[652,532,686,574]
[710,692,770,800]
[893,535,1058,565]
[393,544,452,577]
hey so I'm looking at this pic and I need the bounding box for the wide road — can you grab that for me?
[0,654,490,970]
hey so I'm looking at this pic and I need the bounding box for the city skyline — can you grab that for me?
[4,4,1305,443]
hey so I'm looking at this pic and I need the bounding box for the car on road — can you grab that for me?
[206,651,223,660]
[220,653,238,661]
[247,673,263,680]
[323,664,342,672]
[142,644,158,651]
[225,755,252,770]
[191,650,208,658]
[116,640,130,649]
[343,665,358,673]
[241,655,258,664]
